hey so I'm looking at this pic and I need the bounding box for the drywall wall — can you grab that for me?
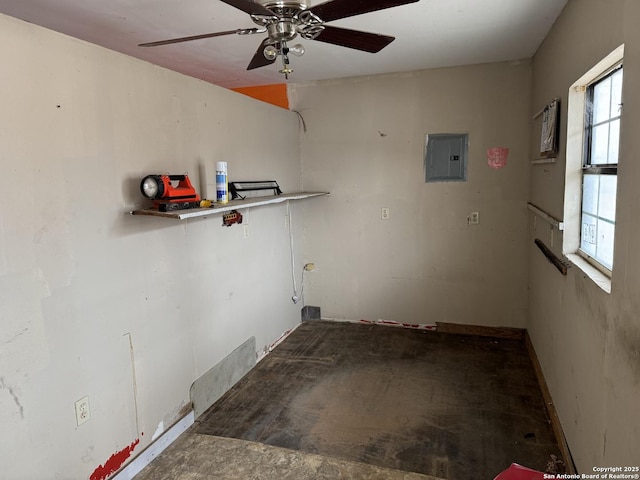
[291,61,532,327]
[0,13,304,479]
[528,0,640,470]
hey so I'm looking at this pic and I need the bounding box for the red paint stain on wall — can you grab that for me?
[90,438,140,480]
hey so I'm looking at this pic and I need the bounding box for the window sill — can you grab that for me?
[565,253,611,293]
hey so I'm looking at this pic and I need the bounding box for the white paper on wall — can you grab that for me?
[540,99,559,156]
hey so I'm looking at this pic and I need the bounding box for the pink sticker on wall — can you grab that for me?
[487,147,509,169]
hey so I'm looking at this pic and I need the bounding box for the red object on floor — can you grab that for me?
[493,463,546,480]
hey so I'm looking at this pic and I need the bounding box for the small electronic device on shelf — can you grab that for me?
[229,181,282,200]
[140,174,201,212]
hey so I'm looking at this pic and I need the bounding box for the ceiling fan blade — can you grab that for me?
[219,0,275,17]
[247,38,276,70]
[139,29,240,47]
[313,26,394,53]
[308,0,419,23]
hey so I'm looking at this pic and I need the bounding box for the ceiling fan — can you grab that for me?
[139,0,419,79]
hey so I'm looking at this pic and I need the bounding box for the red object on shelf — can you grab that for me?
[493,463,546,480]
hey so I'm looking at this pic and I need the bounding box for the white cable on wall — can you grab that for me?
[287,201,299,303]
[287,201,313,305]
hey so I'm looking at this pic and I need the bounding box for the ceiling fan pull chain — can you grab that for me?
[278,41,293,79]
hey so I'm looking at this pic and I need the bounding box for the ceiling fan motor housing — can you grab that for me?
[267,20,297,42]
[258,0,310,10]
[255,0,325,43]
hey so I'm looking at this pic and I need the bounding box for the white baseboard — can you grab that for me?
[112,410,195,480]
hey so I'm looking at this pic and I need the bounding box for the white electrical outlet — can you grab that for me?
[75,396,90,426]
[381,207,390,220]
[470,212,480,225]
[243,225,250,239]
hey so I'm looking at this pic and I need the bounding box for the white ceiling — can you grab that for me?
[0,0,566,89]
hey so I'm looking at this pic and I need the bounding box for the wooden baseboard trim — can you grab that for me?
[436,322,525,340]
[525,332,577,474]
[437,323,575,472]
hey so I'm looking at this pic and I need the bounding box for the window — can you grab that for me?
[579,65,623,272]
[563,44,623,292]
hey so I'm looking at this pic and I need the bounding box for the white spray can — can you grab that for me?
[216,161,228,204]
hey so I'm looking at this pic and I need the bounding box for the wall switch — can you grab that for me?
[381,208,390,220]
[243,225,250,239]
[75,396,90,426]
[470,212,480,225]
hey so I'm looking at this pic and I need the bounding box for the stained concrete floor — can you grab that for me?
[135,320,565,479]
[135,433,444,480]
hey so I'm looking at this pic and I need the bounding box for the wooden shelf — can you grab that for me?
[531,157,557,165]
[527,202,564,230]
[130,192,329,220]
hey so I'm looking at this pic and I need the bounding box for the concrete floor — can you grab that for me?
[134,433,444,480]
[134,320,565,479]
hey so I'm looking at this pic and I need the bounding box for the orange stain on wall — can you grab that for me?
[232,83,289,110]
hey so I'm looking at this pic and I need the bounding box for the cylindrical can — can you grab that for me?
[216,161,228,203]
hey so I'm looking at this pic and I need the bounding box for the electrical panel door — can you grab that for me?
[424,133,468,182]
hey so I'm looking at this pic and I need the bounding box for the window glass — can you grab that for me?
[598,175,617,222]
[591,124,610,164]
[580,213,597,257]
[580,65,622,272]
[596,219,615,269]
[593,77,611,124]
[610,70,623,117]
[608,119,620,164]
[582,175,599,215]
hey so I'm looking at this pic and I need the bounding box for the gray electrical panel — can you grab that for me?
[424,133,468,182]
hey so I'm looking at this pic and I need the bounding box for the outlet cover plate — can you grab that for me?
[75,396,90,426]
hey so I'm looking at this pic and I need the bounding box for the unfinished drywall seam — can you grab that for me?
[123,332,141,437]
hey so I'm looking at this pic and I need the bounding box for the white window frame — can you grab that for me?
[563,45,624,293]
[579,65,622,273]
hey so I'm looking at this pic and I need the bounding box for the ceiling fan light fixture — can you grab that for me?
[288,43,305,57]
[263,44,279,60]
